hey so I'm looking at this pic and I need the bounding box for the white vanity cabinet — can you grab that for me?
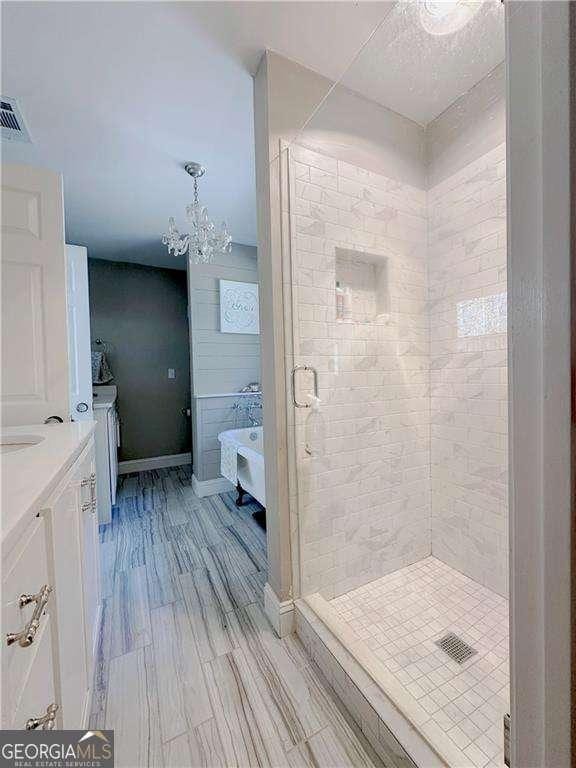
[78,448,101,679]
[46,439,100,728]
[2,516,57,730]
[93,385,119,524]
[107,405,119,507]
[1,423,100,731]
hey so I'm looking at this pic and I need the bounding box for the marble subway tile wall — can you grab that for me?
[428,142,508,596]
[288,144,431,599]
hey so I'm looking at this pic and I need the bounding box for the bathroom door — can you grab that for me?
[66,245,93,420]
[1,164,70,426]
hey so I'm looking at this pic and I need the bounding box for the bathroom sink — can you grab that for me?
[0,434,45,454]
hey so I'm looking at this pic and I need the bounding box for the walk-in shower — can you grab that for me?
[279,2,509,765]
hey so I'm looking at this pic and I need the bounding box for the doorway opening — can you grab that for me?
[258,2,513,764]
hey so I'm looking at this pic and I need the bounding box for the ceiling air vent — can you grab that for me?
[1,96,32,143]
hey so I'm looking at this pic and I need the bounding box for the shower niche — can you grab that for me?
[334,247,390,323]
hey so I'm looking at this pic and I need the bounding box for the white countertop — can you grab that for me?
[1,421,95,552]
[92,384,117,410]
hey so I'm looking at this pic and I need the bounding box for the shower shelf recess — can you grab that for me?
[334,247,390,323]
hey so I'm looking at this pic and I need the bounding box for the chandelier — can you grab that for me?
[162,162,232,264]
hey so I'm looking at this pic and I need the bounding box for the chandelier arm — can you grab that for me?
[162,162,231,264]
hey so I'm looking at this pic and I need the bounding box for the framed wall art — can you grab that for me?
[219,279,260,334]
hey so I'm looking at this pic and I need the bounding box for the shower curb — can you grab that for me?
[295,597,460,768]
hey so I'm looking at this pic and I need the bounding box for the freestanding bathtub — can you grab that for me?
[218,426,265,508]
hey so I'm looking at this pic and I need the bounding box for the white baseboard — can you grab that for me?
[264,583,295,638]
[192,473,234,498]
[118,452,191,475]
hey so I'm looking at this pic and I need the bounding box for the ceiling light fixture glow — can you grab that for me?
[420,0,485,36]
[424,0,461,18]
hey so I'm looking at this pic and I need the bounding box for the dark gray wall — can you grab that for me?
[88,258,191,462]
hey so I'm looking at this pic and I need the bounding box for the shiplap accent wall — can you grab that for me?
[188,243,260,394]
[187,243,261,481]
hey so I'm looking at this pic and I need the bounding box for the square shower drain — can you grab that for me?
[435,632,477,664]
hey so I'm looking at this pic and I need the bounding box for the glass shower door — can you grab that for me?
[281,138,430,603]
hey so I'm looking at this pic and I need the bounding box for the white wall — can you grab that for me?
[426,64,506,187]
[427,68,508,596]
[506,4,572,761]
[296,84,426,189]
[187,242,261,481]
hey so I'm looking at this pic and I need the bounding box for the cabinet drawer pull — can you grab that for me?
[82,473,97,514]
[6,585,52,648]
[81,472,96,489]
[26,702,58,730]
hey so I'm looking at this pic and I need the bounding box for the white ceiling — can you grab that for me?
[1,1,504,269]
[342,1,505,126]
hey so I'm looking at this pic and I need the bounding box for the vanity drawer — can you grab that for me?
[1,515,53,728]
[11,618,57,730]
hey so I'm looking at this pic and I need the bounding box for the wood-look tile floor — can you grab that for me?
[92,466,385,768]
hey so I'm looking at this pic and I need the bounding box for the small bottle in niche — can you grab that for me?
[342,285,352,320]
[335,281,344,320]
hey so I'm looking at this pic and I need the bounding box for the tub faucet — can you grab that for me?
[247,404,262,426]
[244,397,262,426]
[232,396,262,427]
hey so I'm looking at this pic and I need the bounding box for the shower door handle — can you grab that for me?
[292,365,318,408]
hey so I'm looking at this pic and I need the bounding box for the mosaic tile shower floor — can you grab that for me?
[330,557,509,767]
